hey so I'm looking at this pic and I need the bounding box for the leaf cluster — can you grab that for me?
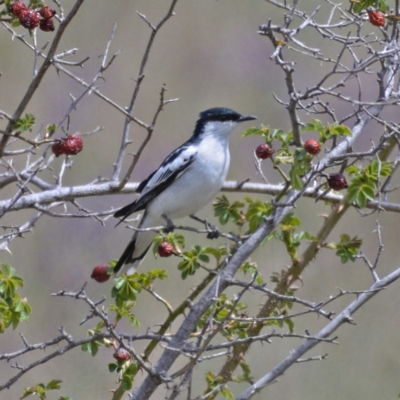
[0,264,31,333]
[352,0,388,13]
[108,360,138,391]
[178,245,226,279]
[327,234,362,264]
[346,160,392,208]
[13,114,35,133]
[21,379,69,400]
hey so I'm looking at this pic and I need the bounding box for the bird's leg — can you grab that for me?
[206,222,220,239]
[161,214,175,233]
[189,215,220,239]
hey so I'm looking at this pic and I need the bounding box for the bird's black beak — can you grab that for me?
[238,114,257,122]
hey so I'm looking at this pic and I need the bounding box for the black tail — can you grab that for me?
[114,236,137,273]
[114,202,138,227]
[113,236,152,274]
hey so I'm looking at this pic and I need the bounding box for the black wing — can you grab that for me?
[114,144,197,221]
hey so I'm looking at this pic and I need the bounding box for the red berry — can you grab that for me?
[8,1,27,17]
[158,242,174,257]
[51,141,65,157]
[61,134,83,155]
[40,18,55,32]
[368,10,385,27]
[304,139,321,155]
[91,265,111,283]
[114,348,131,362]
[255,144,274,160]
[19,9,40,29]
[39,6,56,19]
[327,173,348,191]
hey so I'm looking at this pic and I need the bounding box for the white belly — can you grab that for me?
[147,136,230,220]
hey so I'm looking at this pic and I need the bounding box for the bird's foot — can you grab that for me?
[206,222,220,239]
[189,214,220,239]
[161,214,175,233]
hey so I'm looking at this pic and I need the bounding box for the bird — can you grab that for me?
[113,107,257,275]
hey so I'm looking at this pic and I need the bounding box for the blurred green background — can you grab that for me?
[1,0,400,399]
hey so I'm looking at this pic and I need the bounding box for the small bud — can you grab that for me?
[51,141,64,157]
[39,6,56,19]
[61,134,83,155]
[304,139,321,155]
[255,144,274,160]
[91,265,111,283]
[114,348,131,362]
[158,242,174,257]
[368,10,385,27]
[40,18,55,32]
[19,9,40,29]
[8,1,27,17]
[327,173,348,191]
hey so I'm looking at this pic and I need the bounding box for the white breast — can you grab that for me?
[147,134,231,220]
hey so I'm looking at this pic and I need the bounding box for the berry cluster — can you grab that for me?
[8,1,56,32]
[52,134,83,157]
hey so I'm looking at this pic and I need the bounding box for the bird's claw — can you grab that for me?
[206,222,220,239]
[161,214,175,233]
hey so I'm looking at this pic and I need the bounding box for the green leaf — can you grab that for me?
[335,234,362,264]
[46,380,62,390]
[347,181,376,208]
[112,275,141,303]
[81,341,99,356]
[241,125,270,139]
[213,195,245,225]
[13,114,35,133]
[121,374,133,391]
[45,124,57,138]
[108,303,140,327]
[202,246,227,261]
[0,265,31,333]
[240,262,264,285]
[178,245,211,279]
[220,386,234,399]
[289,167,304,190]
[108,363,118,372]
[125,362,138,376]
[284,317,295,333]
[245,198,273,233]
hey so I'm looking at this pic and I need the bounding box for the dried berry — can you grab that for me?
[61,134,83,155]
[158,242,174,257]
[8,1,27,17]
[91,265,111,283]
[114,348,131,362]
[368,10,385,27]
[327,173,348,191]
[40,18,55,32]
[304,139,321,155]
[255,144,274,160]
[51,141,64,157]
[19,9,40,29]
[39,6,56,19]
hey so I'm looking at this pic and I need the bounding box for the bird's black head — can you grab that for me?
[194,107,256,137]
